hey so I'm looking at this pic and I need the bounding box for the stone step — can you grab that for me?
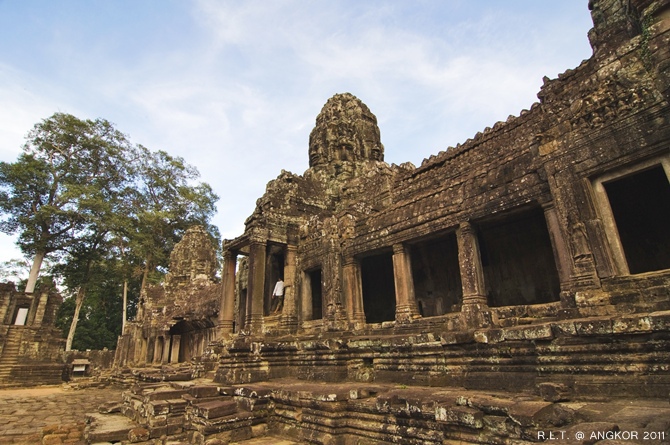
[85,412,137,443]
[192,399,238,419]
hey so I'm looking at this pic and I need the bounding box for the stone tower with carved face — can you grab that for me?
[308,93,384,178]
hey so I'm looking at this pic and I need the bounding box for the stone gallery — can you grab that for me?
[67,0,670,443]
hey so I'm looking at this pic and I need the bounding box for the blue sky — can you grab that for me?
[0,0,594,268]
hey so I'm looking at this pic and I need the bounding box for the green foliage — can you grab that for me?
[126,146,220,287]
[55,267,140,351]
[0,112,220,350]
[0,113,131,257]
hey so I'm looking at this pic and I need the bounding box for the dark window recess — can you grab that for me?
[479,207,561,307]
[604,165,670,274]
[410,233,462,316]
[361,252,396,323]
[309,269,323,320]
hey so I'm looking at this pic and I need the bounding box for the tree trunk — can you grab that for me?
[140,254,152,293]
[66,288,86,351]
[122,280,128,333]
[24,251,45,294]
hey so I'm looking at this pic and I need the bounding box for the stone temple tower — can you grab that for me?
[308,93,385,179]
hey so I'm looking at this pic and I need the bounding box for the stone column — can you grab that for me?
[162,336,171,364]
[246,239,267,335]
[170,335,181,363]
[152,337,161,364]
[343,256,365,328]
[456,221,492,328]
[219,249,238,335]
[392,243,420,323]
[280,244,298,332]
[542,203,574,307]
[31,292,50,326]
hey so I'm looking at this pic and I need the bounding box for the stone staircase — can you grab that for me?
[87,380,273,443]
[0,327,65,387]
[0,328,22,382]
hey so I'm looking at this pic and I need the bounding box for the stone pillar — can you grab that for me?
[131,336,140,365]
[542,203,575,308]
[343,256,365,328]
[162,336,171,364]
[392,243,420,323]
[456,221,492,328]
[219,249,238,335]
[152,337,162,364]
[170,335,181,363]
[26,294,38,325]
[31,292,50,326]
[246,239,267,335]
[280,244,298,331]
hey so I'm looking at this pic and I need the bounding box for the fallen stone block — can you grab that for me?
[538,382,572,402]
[127,427,150,443]
[85,413,136,443]
[98,401,123,414]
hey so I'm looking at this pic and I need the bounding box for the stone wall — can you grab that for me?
[0,282,65,387]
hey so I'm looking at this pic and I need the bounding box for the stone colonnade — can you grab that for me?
[219,210,570,334]
[131,328,216,366]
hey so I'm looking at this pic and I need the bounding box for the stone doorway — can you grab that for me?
[264,245,286,316]
[361,252,396,323]
[308,268,323,320]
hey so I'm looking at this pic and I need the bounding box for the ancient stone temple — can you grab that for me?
[103,1,670,443]
[115,226,221,368]
[0,282,64,386]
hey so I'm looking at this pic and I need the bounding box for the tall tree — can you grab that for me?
[0,113,131,293]
[128,146,219,291]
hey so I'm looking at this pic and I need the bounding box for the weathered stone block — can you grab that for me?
[474,329,504,344]
[435,405,484,428]
[538,382,572,402]
[552,321,578,336]
[649,310,670,331]
[522,324,554,340]
[147,413,167,427]
[574,319,613,336]
[189,385,221,398]
[168,398,188,414]
[233,386,273,399]
[193,400,238,419]
[142,388,188,402]
[236,397,269,412]
[128,427,150,443]
[612,315,652,333]
[147,400,170,416]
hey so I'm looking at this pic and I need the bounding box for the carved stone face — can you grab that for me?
[308,93,384,169]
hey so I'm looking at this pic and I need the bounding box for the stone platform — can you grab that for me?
[0,379,667,444]
[93,378,670,444]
